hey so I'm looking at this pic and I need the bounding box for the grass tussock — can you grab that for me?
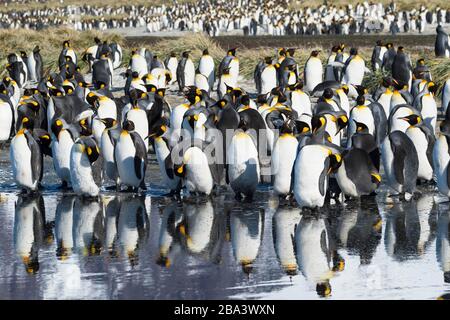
[0,28,124,76]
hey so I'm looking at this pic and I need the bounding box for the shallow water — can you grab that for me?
[0,150,450,300]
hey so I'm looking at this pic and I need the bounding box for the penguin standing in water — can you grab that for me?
[115,120,147,192]
[174,141,215,197]
[293,141,342,209]
[70,136,100,197]
[435,25,450,57]
[304,50,323,92]
[335,147,381,199]
[176,51,195,92]
[0,93,15,144]
[100,118,120,189]
[148,119,181,196]
[51,118,78,188]
[433,120,450,198]
[402,114,435,182]
[10,117,47,192]
[164,52,178,85]
[381,130,419,200]
[413,81,438,132]
[271,119,302,199]
[198,49,215,91]
[227,119,261,201]
[392,47,413,90]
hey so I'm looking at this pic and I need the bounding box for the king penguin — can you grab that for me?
[433,120,450,198]
[381,130,419,200]
[271,119,301,199]
[176,51,195,92]
[401,114,435,182]
[70,136,100,197]
[198,49,215,91]
[304,50,323,93]
[115,120,147,192]
[10,118,44,192]
[227,120,260,201]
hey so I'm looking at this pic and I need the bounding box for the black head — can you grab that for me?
[51,118,64,137]
[122,119,135,132]
[350,47,358,55]
[182,51,190,58]
[311,114,327,133]
[323,88,334,99]
[100,118,117,129]
[203,49,209,55]
[148,118,169,139]
[227,48,237,56]
[399,114,422,126]
[264,56,273,64]
[20,116,34,130]
[356,95,366,106]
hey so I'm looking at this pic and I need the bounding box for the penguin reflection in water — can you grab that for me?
[337,198,382,265]
[115,195,149,266]
[384,195,437,260]
[295,214,343,298]
[436,206,450,284]
[272,207,301,276]
[230,207,264,275]
[55,195,76,260]
[72,197,104,256]
[14,194,53,274]
[177,200,225,263]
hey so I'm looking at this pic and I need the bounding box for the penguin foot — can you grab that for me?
[234,193,243,201]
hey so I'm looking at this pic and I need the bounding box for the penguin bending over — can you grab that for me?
[70,136,100,197]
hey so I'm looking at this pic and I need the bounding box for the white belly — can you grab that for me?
[10,134,36,190]
[434,136,450,197]
[70,146,99,196]
[115,133,142,187]
[293,145,329,208]
[227,133,260,195]
[0,101,13,141]
[272,135,298,195]
[52,130,74,183]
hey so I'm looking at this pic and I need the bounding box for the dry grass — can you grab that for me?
[0,28,124,76]
[1,30,450,94]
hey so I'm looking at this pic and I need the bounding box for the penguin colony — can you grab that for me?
[0,0,449,36]
[6,35,450,300]
[4,33,450,211]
